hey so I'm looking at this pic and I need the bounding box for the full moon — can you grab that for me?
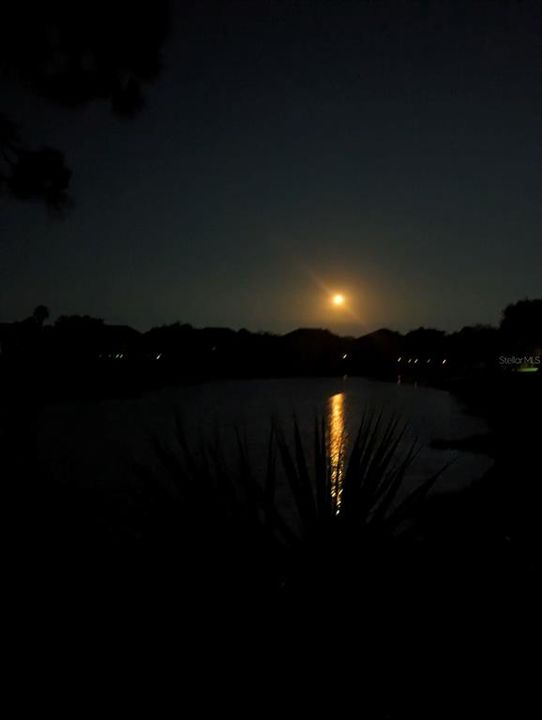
[332,293,345,306]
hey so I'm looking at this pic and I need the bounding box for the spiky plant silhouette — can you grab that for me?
[147,410,449,596]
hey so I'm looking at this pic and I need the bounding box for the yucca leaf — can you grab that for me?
[275,421,316,534]
[387,458,455,529]
[313,416,329,518]
[293,416,315,517]
[370,440,421,524]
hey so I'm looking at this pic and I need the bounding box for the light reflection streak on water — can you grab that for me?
[327,392,346,514]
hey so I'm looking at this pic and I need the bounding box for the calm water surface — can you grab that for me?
[39,377,492,499]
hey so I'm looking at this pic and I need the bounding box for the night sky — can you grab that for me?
[1,1,541,335]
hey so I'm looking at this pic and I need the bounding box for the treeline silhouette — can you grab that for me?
[1,298,540,400]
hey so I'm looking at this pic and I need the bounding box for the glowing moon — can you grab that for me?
[331,293,345,306]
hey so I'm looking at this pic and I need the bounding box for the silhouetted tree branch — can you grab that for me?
[0,1,169,210]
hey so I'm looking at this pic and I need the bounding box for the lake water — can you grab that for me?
[38,377,493,500]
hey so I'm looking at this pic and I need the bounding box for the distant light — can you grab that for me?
[342,353,348,360]
[156,353,162,360]
[414,358,419,364]
[442,359,447,365]
[427,359,431,363]
[332,293,345,306]
[397,357,402,362]
[408,358,412,364]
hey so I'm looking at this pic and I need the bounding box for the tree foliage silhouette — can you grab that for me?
[500,299,542,352]
[0,0,169,210]
[32,305,50,326]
